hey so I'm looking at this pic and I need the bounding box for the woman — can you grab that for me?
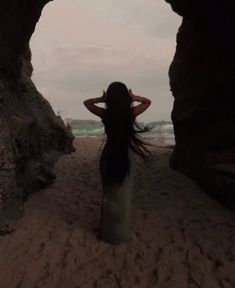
[84,82,151,244]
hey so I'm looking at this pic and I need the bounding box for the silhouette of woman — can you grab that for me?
[84,82,151,244]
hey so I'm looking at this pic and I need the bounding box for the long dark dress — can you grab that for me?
[98,116,135,244]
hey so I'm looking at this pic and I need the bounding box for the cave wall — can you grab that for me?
[0,0,74,212]
[1,0,235,211]
[166,0,235,207]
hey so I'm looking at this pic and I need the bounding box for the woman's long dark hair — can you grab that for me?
[103,82,151,184]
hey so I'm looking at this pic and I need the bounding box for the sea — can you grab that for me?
[66,119,175,146]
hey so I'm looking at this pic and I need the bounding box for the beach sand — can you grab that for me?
[0,138,234,288]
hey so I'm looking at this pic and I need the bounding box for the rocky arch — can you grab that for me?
[167,0,235,208]
[0,0,74,213]
[0,0,234,213]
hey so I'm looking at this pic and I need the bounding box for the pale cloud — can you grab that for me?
[30,0,181,121]
[79,0,180,38]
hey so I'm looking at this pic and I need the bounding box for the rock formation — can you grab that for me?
[1,0,234,214]
[0,0,74,214]
[166,0,235,208]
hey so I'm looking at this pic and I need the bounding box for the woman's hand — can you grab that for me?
[128,88,151,117]
[129,88,151,104]
[129,89,142,102]
[100,90,107,103]
[128,89,135,100]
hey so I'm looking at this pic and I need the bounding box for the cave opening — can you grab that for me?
[0,5,235,285]
[30,0,181,143]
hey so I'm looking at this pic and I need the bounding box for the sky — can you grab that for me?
[30,0,181,122]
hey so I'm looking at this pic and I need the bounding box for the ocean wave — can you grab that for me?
[70,119,175,144]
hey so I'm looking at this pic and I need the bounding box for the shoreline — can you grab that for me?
[73,136,175,149]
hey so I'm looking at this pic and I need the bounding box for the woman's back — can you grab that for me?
[83,81,151,244]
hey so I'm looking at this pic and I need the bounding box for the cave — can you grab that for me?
[0,0,235,215]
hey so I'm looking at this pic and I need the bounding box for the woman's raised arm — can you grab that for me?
[83,91,106,118]
[129,89,151,117]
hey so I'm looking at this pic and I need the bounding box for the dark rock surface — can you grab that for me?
[0,0,74,214]
[166,0,235,208]
[1,0,234,214]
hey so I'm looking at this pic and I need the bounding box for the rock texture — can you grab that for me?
[166,0,235,208]
[0,0,74,214]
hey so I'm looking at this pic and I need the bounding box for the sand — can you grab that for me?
[0,137,234,288]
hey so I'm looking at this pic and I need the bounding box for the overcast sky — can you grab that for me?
[30,0,181,122]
